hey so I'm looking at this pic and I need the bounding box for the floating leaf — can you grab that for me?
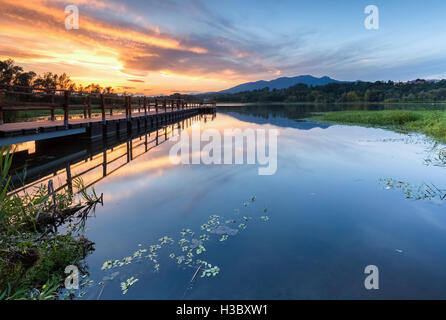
[120,277,138,295]
[201,266,220,278]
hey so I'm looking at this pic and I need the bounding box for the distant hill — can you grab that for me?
[220,75,347,94]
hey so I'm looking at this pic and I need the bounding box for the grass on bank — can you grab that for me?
[313,110,446,142]
[0,147,99,300]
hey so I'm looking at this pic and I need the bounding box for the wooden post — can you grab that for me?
[87,96,92,119]
[144,97,147,115]
[50,93,55,121]
[0,91,4,125]
[66,163,73,194]
[83,97,87,119]
[123,95,127,118]
[63,90,70,127]
[128,96,132,119]
[164,99,167,113]
[100,94,106,123]
[126,141,130,162]
[102,150,107,177]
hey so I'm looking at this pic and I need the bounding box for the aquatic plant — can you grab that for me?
[0,146,100,299]
[201,266,220,278]
[159,236,174,245]
[99,196,271,296]
[120,277,138,295]
[315,110,446,143]
[196,245,206,255]
[381,178,446,201]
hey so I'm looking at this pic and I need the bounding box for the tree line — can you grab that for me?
[204,80,446,103]
[0,59,114,94]
[3,58,445,103]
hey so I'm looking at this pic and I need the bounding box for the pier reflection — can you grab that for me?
[9,113,216,195]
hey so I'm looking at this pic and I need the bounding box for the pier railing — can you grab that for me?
[0,85,216,125]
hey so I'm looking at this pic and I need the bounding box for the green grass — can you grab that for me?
[314,110,446,142]
[0,147,99,299]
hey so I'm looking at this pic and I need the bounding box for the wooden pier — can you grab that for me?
[8,113,215,195]
[0,85,216,146]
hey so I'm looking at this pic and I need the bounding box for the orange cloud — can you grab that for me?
[0,0,274,94]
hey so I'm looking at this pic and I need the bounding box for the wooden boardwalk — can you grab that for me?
[0,85,215,145]
[0,109,202,133]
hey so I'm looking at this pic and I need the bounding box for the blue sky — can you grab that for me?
[136,0,446,82]
[2,0,445,93]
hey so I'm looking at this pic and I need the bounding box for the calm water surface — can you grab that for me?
[47,105,446,299]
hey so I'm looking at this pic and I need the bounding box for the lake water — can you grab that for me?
[15,105,446,299]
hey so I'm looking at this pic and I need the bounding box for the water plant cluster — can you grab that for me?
[0,147,101,300]
[381,178,446,201]
[424,145,446,168]
[99,195,270,296]
[315,110,446,143]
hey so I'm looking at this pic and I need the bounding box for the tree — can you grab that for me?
[13,71,36,87]
[84,83,103,93]
[0,59,24,85]
[33,72,58,89]
[104,86,114,94]
[56,73,76,90]
[346,91,360,102]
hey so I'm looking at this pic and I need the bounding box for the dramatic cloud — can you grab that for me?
[1,0,445,94]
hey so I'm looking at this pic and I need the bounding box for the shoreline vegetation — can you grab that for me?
[206,80,446,104]
[313,110,446,143]
[0,147,102,300]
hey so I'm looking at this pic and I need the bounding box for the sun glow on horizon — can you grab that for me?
[0,0,262,94]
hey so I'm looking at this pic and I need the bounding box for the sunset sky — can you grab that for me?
[1,0,445,95]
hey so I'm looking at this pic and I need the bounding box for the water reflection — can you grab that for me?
[9,113,216,195]
[9,104,446,299]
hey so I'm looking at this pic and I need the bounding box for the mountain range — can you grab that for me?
[220,75,348,94]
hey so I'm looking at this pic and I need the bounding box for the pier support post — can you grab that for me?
[50,93,55,121]
[0,91,4,125]
[87,96,92,119]
[128,96,132,119]
[66,163,73,194]
[63,90,70,128]
[100,94,106,124]
[83,96,87,119]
